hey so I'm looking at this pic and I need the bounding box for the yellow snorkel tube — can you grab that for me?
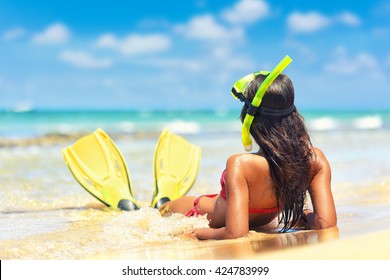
[231,55,293,151]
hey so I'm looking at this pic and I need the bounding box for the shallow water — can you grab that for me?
[1,129,390,259]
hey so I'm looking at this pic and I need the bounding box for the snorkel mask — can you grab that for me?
[231,55,293,151]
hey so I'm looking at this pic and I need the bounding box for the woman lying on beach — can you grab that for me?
[158,57,337,240]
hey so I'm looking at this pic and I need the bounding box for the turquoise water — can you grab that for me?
[1,109,389,138]
[1,108,389,185]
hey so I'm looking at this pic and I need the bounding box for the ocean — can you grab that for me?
[1,109,389,138]
[1,109,390,259]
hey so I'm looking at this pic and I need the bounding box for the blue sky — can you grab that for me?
[1,0,390,111]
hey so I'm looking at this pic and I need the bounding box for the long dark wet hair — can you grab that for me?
[240,73,313,232]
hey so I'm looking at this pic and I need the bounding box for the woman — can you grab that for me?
[159,57,337,240]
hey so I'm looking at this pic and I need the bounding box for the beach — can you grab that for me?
[0,110,390,260]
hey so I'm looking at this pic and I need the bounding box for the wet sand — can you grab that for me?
[255,229,390,260]
[89,227,341,260]
[86,219,390,260]
[1,203,389,260]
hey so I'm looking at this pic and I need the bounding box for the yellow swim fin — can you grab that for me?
[62,128,139,210]
[151,128,201,209]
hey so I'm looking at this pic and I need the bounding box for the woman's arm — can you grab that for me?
[304,148,337,229]
[193,155,251,240]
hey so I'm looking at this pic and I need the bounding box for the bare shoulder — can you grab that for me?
[309,147,332,191]
[226,153,269,176]
[311,147,331,174]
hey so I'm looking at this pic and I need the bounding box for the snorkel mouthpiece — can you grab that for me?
[242,115,255,151]
[240,55,293,151]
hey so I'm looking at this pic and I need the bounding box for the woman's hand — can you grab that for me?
[180,228,220,240]
[180,230,196,239]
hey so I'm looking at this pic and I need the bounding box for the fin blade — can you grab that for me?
[151,128,201,207]
[63,128,138,209]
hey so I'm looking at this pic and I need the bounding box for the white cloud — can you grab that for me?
[95,33,170,55]
[11,100,34,112]
[284,40,317,62]
[386,54,390,67]
[195,0,207,8]
[32,23,70,44]
[221,0,269,25]
[324,47,381,76]
[59,50,112,69]
[140,58,202,72]
[287,12,331,33]
[174,14,243,40]
[287,11,361,33]
[372,27,390,38]
[372,1,390,16]
[336,11,361,26]
[2,27,26,41]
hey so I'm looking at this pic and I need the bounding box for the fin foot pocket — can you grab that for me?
[154,197,170,209]
[117,199,139,211]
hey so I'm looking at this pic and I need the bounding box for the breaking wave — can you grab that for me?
[307,115,384,132]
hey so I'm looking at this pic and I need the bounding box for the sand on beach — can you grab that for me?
[1,199,389,260]
[255,229,390,260]
[1,210,389,261]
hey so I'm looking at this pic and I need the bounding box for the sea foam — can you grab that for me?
[307,115,384,132]
[352,115,383,130]
[165,120,201,134]
[307,117,339,131]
